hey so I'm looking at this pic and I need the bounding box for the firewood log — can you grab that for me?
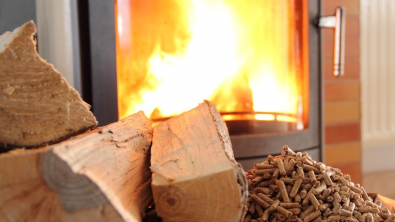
[150,100,248,222]
[0,21,97,151]
[0,111,153,222]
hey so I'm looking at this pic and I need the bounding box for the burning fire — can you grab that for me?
[115,0,308,129]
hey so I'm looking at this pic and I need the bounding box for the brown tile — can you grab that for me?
[325,142,361,166]
[332,162,362,184]
[324,101,360,124]
[325,80,360,101]
[324,58,360,80]
[323,37,360,59]
[323,17,360,38]
[323,0,360,16]
[325,122,360,144]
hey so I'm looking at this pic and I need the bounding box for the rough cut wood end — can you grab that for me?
[0,21,97,151]
[151,100,248,222]
[0,111,153,222]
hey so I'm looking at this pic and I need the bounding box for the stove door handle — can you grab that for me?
[319,7,346,77]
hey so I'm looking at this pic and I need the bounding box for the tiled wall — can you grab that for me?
[322,0,361,184]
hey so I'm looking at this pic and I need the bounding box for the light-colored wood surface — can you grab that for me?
[151,100,247,222]
[0,21,97,150]
[0,147,123,222]
[0,111,153,222]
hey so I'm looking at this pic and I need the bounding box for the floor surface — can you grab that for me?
[363,170,395,199]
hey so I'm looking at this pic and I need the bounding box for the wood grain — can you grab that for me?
[150,101,247,222]
[0,21,97,150]
[0,111,153,222]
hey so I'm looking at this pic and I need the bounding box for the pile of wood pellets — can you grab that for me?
[243,146,395,222]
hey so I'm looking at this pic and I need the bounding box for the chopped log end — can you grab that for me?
[0,21,97,150]
[1,111,153,221]
[0,21,35,53]
[0,125,95,153]
[40,150,109,212]
[204,100,235,161]
[152,169,245,222]
[151,101,247,222]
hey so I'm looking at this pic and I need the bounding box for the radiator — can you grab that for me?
[361,0,395,144]
[361,0,395,173]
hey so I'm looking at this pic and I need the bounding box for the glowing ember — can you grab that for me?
[115,0,309,130]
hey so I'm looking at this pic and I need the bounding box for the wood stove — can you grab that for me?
[78,0,326,169]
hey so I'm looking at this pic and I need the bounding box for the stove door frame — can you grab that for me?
[231,0,322,163]
[81,0,323,164]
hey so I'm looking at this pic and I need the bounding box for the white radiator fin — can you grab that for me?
[361,0,395,145]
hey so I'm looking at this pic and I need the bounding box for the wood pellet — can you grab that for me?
[243,145,395,222]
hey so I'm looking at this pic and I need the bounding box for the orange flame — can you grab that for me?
[115,0,309,129]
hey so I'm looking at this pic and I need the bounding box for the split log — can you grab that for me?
[0,111,153,222]
[0,21,97,151]
[150,100,248,222]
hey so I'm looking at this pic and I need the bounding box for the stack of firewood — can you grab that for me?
[0,21,247,222]
[2,21,394,222]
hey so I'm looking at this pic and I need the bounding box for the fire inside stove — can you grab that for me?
[115,0,309,134]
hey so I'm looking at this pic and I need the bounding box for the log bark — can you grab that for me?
[150,100,248,222]
[0,21,97,151]
[0,111,153,222]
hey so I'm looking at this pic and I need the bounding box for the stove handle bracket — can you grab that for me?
[319,6,346,77]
